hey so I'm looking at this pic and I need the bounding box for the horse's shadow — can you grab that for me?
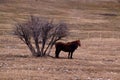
[48,55,76,59]
[0,54,77,60]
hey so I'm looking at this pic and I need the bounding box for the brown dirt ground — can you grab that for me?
[0,37,120,80]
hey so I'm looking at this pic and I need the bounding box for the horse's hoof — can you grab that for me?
[55,56,59,58]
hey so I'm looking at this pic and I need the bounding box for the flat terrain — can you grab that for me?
[0,0,120,80]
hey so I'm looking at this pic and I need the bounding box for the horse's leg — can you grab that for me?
[55,49,61,58]
[57,50,61,58]
[68,52,71,59]
[70,52,74,59]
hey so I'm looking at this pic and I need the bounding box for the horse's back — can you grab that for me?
[55,42,65,48]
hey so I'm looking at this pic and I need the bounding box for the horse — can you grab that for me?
[55,40,81,59]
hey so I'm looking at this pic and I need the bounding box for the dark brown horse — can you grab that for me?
[55,40,81,59]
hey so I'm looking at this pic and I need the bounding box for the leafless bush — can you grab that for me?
[14,15,69,57]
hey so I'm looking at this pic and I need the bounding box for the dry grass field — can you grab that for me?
[0,0,120,80]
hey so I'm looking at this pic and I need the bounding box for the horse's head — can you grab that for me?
[76,40,81,47]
